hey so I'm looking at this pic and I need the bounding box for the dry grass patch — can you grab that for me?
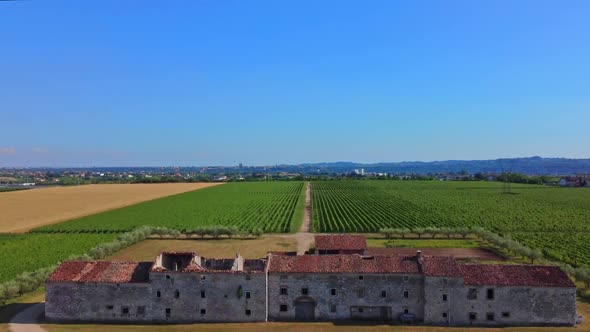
[0,183,220,233]
[106,235,297,261]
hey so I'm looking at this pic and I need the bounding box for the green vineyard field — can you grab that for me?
[311,180,590,266]
[34,182,305,233]
[0,233,117,283]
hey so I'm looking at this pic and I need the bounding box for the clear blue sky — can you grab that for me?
[1,0,589,167]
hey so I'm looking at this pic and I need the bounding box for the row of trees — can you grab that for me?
[470,227,543,264]
[184,226,263,239]
[378,226,590,289]
[380,226,471,239]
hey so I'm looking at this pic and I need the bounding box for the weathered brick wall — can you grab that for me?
[45,282,151,322]
[149,271,266,322]
[267,273,424,322]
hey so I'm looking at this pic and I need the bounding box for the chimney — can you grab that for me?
[232,253,244,272]
[416,250,422,260]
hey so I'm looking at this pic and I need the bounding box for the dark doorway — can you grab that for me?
[294,297,315,321]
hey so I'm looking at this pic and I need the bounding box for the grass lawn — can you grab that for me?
[366,238,481,249]
[106,235,297,261]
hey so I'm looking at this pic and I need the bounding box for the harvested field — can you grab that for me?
[0,183,220,233]
[106,236,297,261]
[366,248,506,261]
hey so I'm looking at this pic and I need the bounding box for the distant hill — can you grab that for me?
[4,157,590,176]
[298,157,590,175]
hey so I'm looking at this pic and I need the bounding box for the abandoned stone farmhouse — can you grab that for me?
[45,235,576,326]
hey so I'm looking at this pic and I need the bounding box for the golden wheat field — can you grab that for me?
[0,183,221,233]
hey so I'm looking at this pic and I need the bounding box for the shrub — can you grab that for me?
[0,284,8,304]
[4,281,20,298]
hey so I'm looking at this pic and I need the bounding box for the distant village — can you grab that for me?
[1,164,589,188]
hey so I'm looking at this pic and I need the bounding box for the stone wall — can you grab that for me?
[46,267,577,326]
[149,271,266,322]
[451,285,576,326]
[267,272,424,322]
[422,276,464,325]
[45,282,151,322]
[423,277,576,327]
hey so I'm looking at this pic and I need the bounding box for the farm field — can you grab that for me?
[0,233,117,283]
[311,180,590,267]
[106,236,297,261]
[0,183,220,233]
[33,182,305,233]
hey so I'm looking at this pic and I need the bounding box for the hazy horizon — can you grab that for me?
[1,1,589,167]
[1,155,589,169]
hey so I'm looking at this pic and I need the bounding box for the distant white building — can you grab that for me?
[559,178,567,187]
[213,175,228,182]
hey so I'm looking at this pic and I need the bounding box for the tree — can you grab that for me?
[0,284,8,304]
[439,227,452,239]
[424,227,440,239]
[413,227,425,239]
[528,249,543,264]
[400,228,411,239]
[380,228,395,239]
[575,268,590,289]
[457,227,471,239]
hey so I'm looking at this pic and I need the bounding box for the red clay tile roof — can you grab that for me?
[268,254,419,274]
[267,251,297,256]
[460,264,575,287]
[420,256,462,277]
[47,261,151,283]
[315,235,367,251]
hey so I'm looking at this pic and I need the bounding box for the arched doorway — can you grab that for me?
[294,296,316,321]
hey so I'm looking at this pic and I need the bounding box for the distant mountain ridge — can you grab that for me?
[298,157,590,175]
